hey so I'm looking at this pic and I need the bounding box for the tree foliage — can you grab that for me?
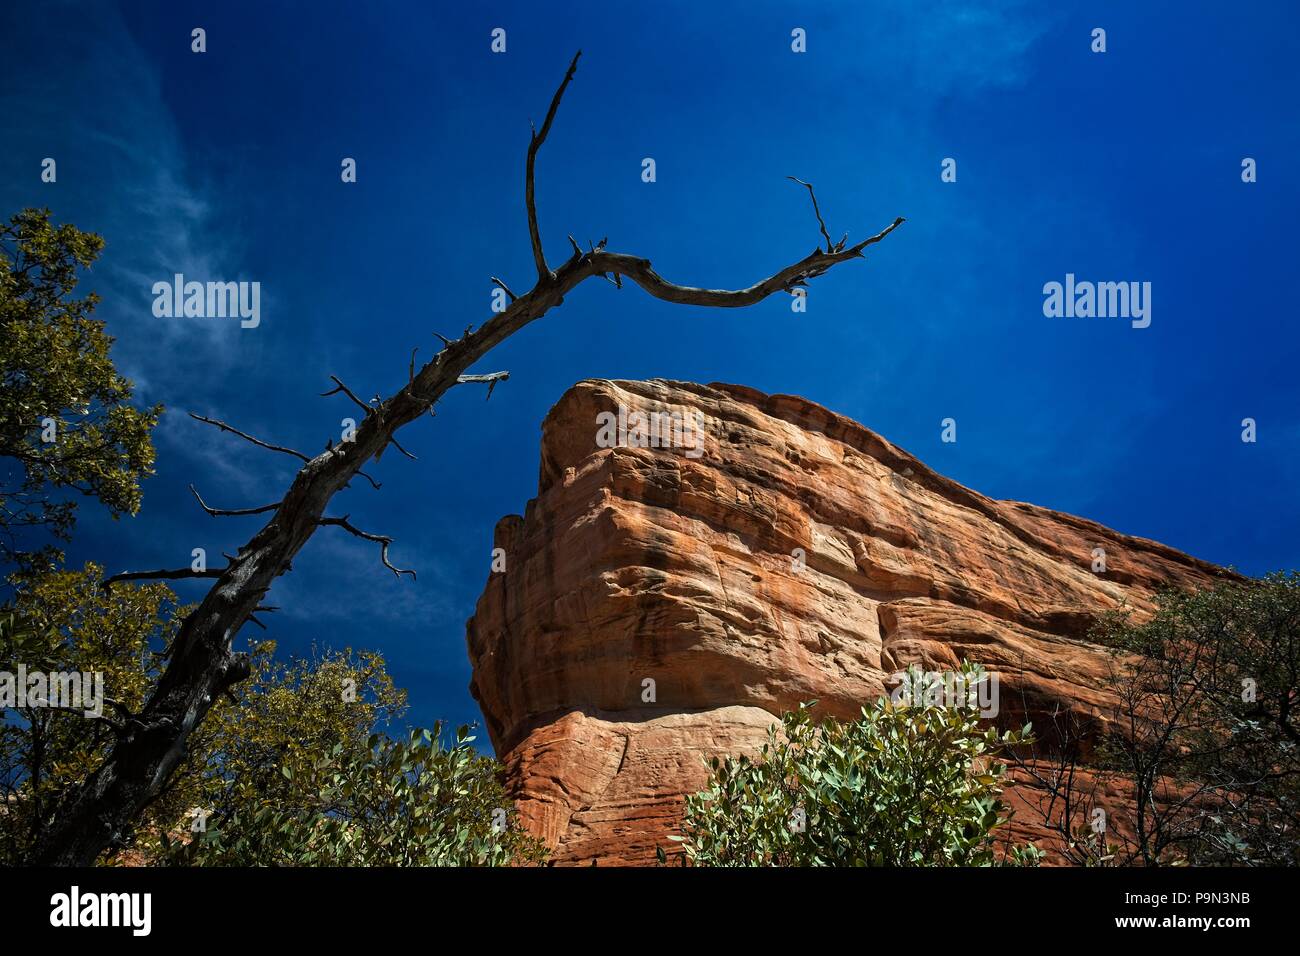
[0,208,159,570]
[673,663,1039,866]
[1,564,541,866]
[1,564,181,863]
[163,725,545,867]
[1087,572,1300,865]
[164,638,406,834]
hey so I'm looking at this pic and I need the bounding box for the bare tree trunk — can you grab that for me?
[31,51,903,865]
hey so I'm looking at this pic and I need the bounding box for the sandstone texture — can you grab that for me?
[466,380,1233,865]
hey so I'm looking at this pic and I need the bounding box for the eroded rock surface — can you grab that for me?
[466,380,1232,865]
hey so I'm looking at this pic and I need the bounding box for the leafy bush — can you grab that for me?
[164,725,545,867]
[1,566,182,864]
[2,564,543,867]
[672,663,1038,866]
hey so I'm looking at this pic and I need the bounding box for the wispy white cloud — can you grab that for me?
[0,2,246,404]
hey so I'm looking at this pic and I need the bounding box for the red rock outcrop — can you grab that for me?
[466,380,1233,865]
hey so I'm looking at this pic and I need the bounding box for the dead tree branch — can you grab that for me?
[386,436,417,461]
[490,277,517,302]
[353,468,381,491]
[787,177,834,252]
[319,515,415,580]
[188,413,309,462]
[527,50,581,279]
[320,376,373,416]
[104,567,226,585]
[457,371,510,401]
[33,48,903,866]
[189,484,281,518]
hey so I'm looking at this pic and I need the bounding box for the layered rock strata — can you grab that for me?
[466,380,1232,865]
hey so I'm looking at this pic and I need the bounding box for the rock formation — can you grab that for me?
[466,380,1233,865]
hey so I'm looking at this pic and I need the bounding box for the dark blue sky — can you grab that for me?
[2,1,1297,742]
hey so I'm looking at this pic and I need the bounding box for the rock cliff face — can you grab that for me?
[466,380,1232,865]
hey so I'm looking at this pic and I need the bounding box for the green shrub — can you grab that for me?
[672,663,1038,866]
[163,724,545,867]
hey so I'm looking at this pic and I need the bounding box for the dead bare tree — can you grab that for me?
[1005,631,1287,866]
[1004,689,1123,865]
[31,51,904,865]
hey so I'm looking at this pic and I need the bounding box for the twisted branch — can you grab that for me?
[189,484,280,518]
[527,50,582,279]
[787,177,834,252]
[319,515,415,580]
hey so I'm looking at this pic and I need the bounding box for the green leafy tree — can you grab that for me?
[0,208,160,570]
[2,564,541,866]
[164,725,546,867]
[162,639,407,836]
[672,663,1038,867]
[1,565,181,863]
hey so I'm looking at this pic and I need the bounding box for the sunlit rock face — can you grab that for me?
[466,379,1232,865]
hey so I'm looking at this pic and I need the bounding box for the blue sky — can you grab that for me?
[2,1,1297,741]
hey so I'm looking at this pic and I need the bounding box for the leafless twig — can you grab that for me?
[319,515,415,579]
[787,177,834,252]
[527,50,582,279]
[189,484,281,518]
[490,277,517,302]
[188,413,309,462]
[320,376,373,416]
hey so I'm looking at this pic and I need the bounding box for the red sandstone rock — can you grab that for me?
[466,380,1233,865]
